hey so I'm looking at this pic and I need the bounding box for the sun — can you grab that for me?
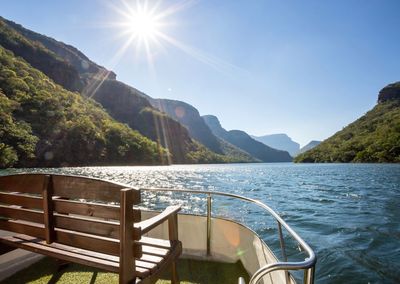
[127,10,159,40]
[107,0,244,76]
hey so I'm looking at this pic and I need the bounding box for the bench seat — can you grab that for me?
[0,234,182,281]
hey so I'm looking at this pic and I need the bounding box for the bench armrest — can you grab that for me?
[135,205,181,235]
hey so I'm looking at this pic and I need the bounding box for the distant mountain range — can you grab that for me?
[251,134,300,157]
[295,82,400,163]
[203,115,292,162]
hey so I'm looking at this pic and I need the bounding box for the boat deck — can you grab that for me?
[1,257,250,284]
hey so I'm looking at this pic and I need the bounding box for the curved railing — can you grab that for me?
[140,188,317,284]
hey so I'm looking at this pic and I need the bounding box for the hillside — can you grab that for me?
[0,17,230,164]
[298,141,321,154]
[0,46,168,168]
[251,133,300,157]
[295,82,400,163]
[203,115,292,162]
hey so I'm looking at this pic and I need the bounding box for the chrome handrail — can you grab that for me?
[140,187,317,284]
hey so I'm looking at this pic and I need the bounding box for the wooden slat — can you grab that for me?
[138,237,172,249]
[45,241,120,262]
[142,245,169,257]
[1,234,119,272]
[135,260,157,270]
[52,175,140,204]
[0,219,44,238]
[54,228,119,256]
[120,188,136,284]
[53,199,141,222]
[0,205,43,223]
[54,214,120,239]
[44,241,162,272]
[0,192,43,209]
[0,174,45,194]
[140,253,163,264]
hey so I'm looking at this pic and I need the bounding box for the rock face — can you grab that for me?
[378,82,400,103]
[203,115,293,162]
[298,141,321,154]
[295,82,400,163]
[148,99,223,154]
[251,134,300,157]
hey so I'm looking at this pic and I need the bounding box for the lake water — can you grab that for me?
[1,163,399,283]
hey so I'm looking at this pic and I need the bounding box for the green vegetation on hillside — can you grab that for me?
[0,19,82,92]
[295,96,400,163]
[0,46,168,168]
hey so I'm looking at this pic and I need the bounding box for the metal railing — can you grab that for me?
[141,188,317,284]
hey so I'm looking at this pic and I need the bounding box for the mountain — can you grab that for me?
[148,98,258,162]
[0,45,168,168]
[203,115,292,162]
[0,16,229,164]
[148,98,222,153]
[251,134,300,157]
[295,82,400,163]
[298,141,321,154]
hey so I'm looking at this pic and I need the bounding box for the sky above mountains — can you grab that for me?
[2,0,400,146]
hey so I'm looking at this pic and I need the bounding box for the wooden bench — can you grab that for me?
[0,174,182,284]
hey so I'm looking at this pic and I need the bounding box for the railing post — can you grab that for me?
[277,222,290,284]
[207,193,212,256]
[309,267,315,284]
[303,268,309,284]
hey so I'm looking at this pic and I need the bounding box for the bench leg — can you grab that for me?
[54,258,70,271]
[171,260,179,284]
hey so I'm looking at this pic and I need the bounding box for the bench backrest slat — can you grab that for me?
[52,175,140,203]
[54,214,120,239]
[0,192,43,209]
[55,228,120,256]
[53,199,141,222]
[0,175,46,194]
[0,219,45,239]
[0,205,43,223]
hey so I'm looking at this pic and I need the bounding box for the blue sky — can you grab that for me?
[2,0,400,146]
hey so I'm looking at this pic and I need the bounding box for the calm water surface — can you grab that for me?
[1,163,399,283]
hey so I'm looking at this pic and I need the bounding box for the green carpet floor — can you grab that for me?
[1,257,250,284]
